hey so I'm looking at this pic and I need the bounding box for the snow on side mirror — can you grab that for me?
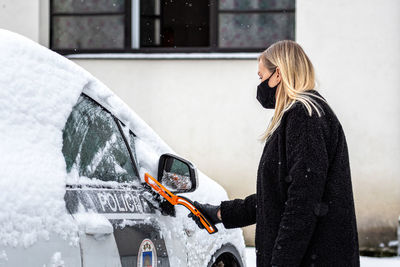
[157,153,198,194]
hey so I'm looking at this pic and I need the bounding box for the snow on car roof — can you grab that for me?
[0,29,245,265]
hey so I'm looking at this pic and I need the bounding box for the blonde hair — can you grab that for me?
[258,40,328,142]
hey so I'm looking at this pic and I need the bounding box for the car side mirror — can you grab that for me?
[157,153,198,194]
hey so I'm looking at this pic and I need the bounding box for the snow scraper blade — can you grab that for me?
[144,172,218,234]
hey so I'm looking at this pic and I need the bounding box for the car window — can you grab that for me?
[62,94,139,183]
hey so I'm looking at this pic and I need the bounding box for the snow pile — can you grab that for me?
[0,29,245,265]
[246,247,400,267]
[360,256,400,267]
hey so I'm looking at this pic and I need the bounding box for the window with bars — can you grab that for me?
[50,0,295,54]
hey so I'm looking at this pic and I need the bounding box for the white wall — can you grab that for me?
[0,0,40,42]
[297,0,400,247]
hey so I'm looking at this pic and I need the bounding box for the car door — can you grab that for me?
[62,94,170,267]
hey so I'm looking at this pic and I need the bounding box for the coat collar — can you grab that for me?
[306,89,318,94]
[304,89,325,100]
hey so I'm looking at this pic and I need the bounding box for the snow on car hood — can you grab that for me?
[0,29,245,265]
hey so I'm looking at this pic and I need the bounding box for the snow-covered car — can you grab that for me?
[0,29,246,267]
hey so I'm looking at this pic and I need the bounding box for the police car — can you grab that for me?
[0,29,246,267]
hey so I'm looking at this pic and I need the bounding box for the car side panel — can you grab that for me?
[0,227,81,266]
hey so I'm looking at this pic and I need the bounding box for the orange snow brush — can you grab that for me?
[144,172,218,234]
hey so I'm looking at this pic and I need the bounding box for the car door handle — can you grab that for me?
[85,223,113,236]
[74,213,114,236]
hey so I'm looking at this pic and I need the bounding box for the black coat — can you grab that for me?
[220,90,360,267]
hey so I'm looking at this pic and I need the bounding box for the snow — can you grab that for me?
[245,247,400,267]
[360,256,400,267]
[161,170,193,191]
[388,240,398,247]
[0,28,246,266]
[49,252,65,267]
[74,211,113,237]
[245,247,257,266]
[0,251,7,262]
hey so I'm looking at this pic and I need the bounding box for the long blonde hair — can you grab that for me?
[258,40,328,142]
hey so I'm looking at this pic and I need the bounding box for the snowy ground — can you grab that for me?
[245,247,400,266]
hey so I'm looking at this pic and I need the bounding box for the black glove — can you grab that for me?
[141,183,176,217]
[159,198,176,217]
[188,201,222,229]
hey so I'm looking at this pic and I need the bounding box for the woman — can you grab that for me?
[189,40,360,266]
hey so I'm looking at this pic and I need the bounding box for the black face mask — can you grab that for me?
[256,68,279,109]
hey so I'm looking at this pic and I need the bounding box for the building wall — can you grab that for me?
[296,0,400,249]
[0,0,40,42]
[1,0,399,249]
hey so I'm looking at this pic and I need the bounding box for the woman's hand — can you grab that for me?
[188,201,222,229]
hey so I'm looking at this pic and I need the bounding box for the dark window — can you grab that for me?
[141,0,210,47]
[51,0,127,50]
[218,0,295,48]
[62,94,139,183]
[50,0,295,54]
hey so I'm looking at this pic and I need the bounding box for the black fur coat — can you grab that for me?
[220,90,360,266]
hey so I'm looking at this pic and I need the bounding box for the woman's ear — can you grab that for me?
[276,67,282,83]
